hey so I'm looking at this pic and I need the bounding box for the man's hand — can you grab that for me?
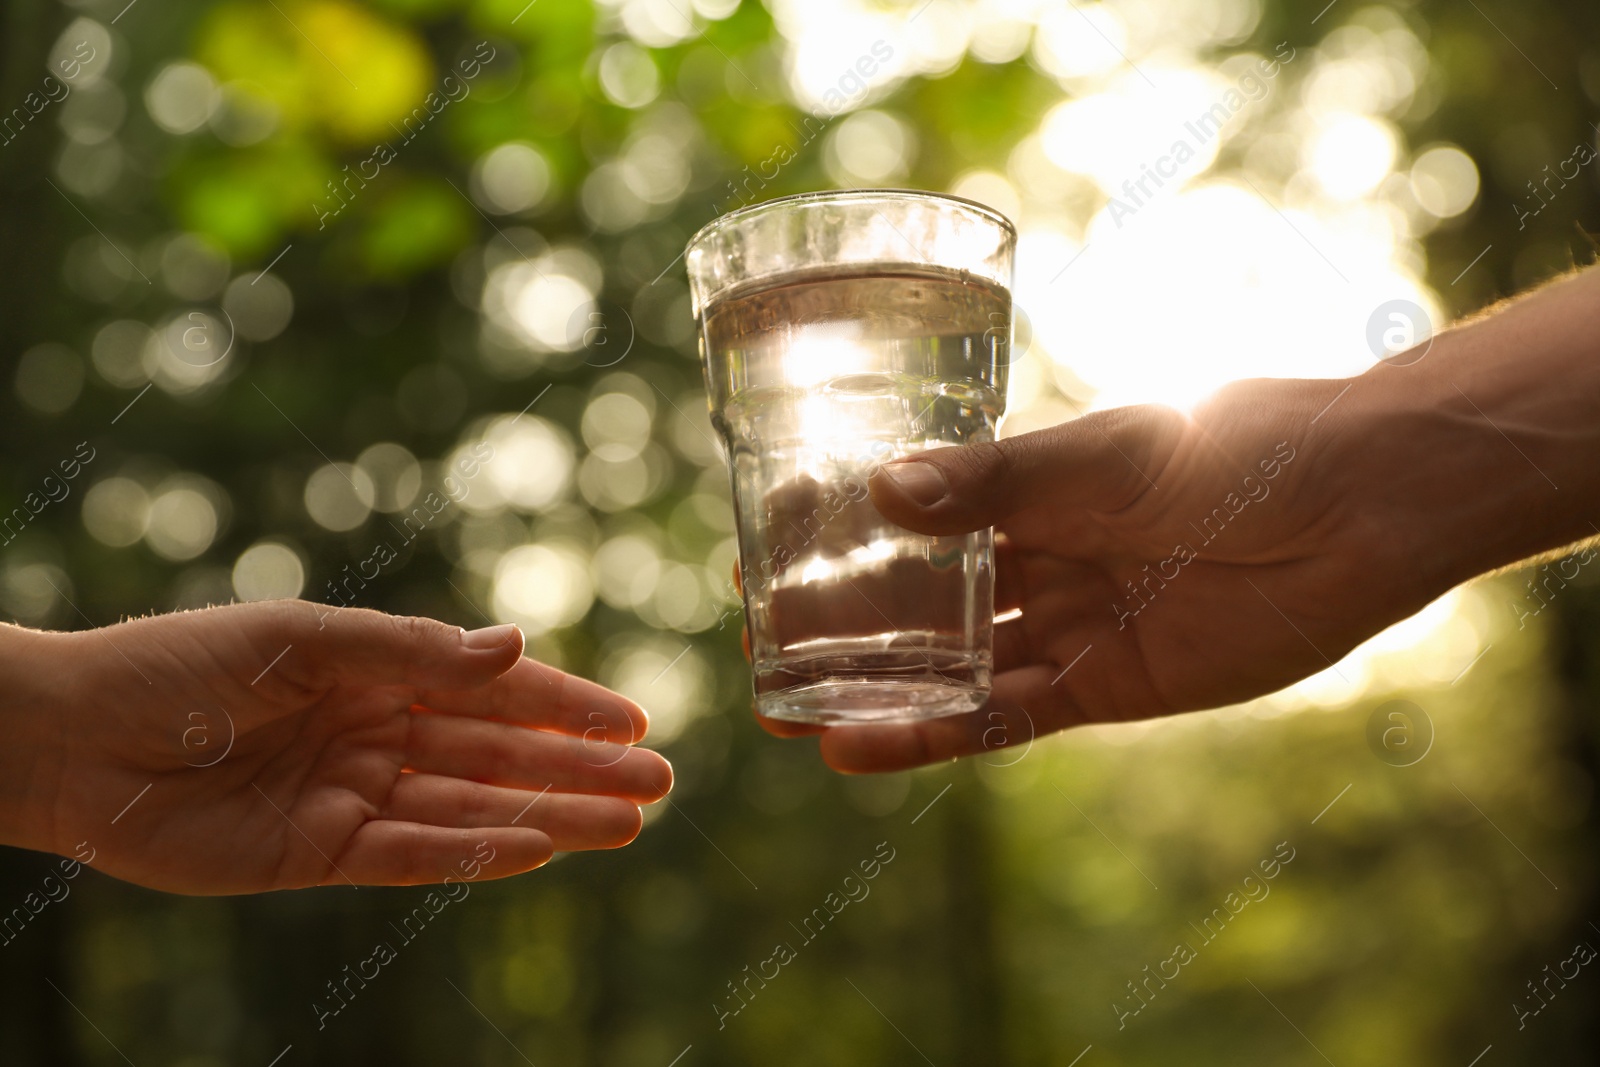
[794,378,1422,772]
[763,259,1600,774]
[0,601,672,894]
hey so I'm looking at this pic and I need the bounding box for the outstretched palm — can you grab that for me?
[22,601,670,894]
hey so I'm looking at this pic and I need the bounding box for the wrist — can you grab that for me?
[1340,284,1600,592]
[0,624,69,854]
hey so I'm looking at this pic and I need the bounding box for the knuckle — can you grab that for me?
[950,439,1013,487]
[246,597,307,642]
[397,612,443,652]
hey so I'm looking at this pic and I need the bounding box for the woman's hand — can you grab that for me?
[0,601,672,894]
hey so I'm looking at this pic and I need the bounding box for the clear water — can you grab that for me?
[701,264,1010,723]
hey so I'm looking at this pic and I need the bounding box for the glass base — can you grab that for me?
[758,679,988,725]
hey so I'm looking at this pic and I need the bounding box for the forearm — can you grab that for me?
[0,623,66,854]
[1346,267,1600,592]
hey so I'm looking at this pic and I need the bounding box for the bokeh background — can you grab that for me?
[3,0,1599,1063]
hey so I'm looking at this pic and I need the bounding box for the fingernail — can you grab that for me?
[883,461,948,506]
[462,623,521,651]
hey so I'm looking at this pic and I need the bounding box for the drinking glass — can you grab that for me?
[686,189,1015,724]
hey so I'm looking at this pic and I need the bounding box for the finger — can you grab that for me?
[734,560,752,664]
[868,405,1183,536]
[333,823,552,886]
[382,774,642,851]
[994,534,1025,615]
[229,600,525,693]
[406,713,674,803]
[993,556,1117,675]
[818,665,1085,773]
[731,555,819,735]
[415,658,648,744]
[993,614,1032,674]
[759,557,966,651]
[754,708,827,738]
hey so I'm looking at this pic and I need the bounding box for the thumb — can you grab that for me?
[229,601,525,693]
[867,405,1179,535]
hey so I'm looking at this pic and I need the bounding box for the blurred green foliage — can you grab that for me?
[1,0,1599,1065]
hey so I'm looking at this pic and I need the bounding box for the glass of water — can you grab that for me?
[686,190,1016,725]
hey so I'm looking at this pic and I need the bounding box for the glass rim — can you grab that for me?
[685,187,1018,257]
